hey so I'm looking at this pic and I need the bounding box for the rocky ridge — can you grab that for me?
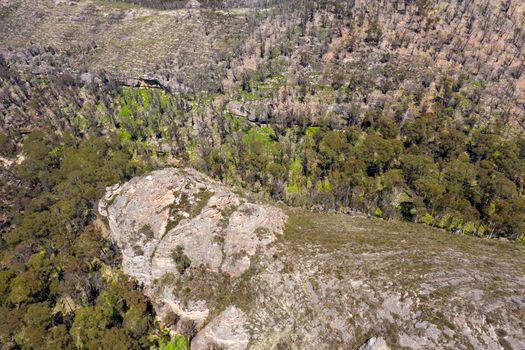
[100,167,525,349]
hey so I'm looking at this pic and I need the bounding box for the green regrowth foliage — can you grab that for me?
[171,245,191,275]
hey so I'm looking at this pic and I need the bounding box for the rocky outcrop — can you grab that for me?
[100,168,525,349]
[358,337,390,350]
[185,0,201,9]
[99,168,286,281]
[191,306,249,350]
[99,167,287,347]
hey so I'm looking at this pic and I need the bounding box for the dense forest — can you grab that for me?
[1,0,525,348]
[0,60,190,349]
[2,49,524,242]
[1,130,159,348]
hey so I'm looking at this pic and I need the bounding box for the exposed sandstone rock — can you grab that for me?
[100,168,525,349]
[99,167,286,283]
[191,306,249,350]
[99,167,287,347]
[185,0,201,9]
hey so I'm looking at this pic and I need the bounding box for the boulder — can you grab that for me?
[358,337,390,350]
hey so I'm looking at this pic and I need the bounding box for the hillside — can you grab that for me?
[1,0,525,349]
[1,0,525,241]
[1,0,524,129]
[99,168,525,349]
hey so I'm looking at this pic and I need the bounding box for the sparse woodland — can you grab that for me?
[1,0,525,348]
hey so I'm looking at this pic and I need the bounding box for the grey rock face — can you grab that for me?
[99,167,286,348]
[191,306,249,350]
[99,168,286,283]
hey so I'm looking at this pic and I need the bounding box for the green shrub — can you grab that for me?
[420,212,434,226]
[171,246,191,275]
